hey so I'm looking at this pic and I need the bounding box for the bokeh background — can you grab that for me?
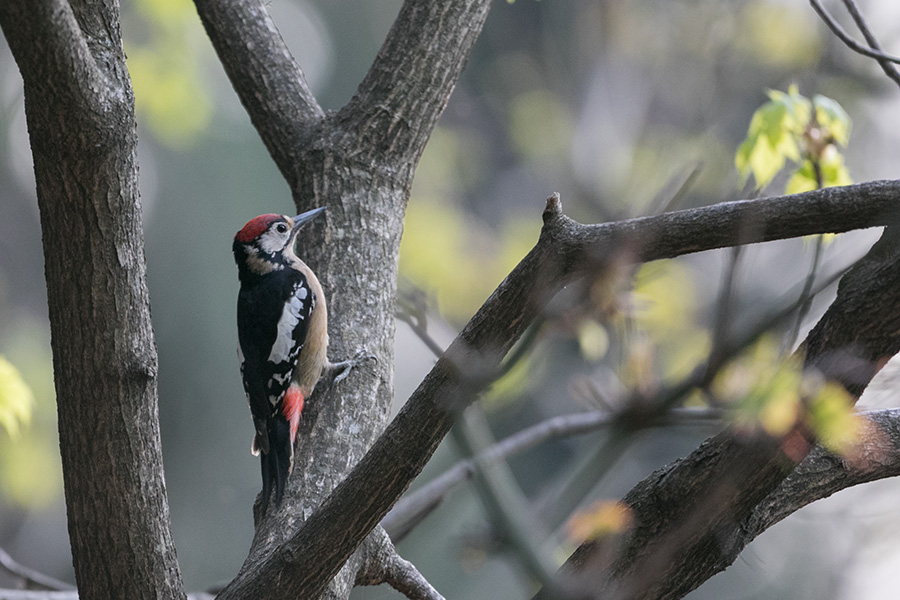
[2,0,900,598]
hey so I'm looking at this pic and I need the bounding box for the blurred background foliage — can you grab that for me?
[2,0,900,598]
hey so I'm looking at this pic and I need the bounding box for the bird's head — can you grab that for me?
[233,207,325,279]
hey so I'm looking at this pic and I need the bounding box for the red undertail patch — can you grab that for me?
[282,385,304,443]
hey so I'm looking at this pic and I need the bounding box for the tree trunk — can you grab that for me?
[0,1,184,598]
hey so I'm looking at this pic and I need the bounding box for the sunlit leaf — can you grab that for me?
[814,94,852,146]
[820,146,852,188]
[767,84,812,135]
[736,86,852,198]
[785,160,818,195]
[0,356,34,440]
[736,88,809,190]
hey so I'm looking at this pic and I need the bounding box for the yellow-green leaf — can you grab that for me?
[736,86,811,190]
[785,160,818,195]
[820,148,852,188]
[0,356,34,440]
[813,94,852,146]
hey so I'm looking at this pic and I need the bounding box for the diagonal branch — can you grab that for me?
[745,408,900,540]
[336,0,493,166]
[0,547,74,592]
[838,0,900,89]
[192,0,325,187]
[220,181,900,599]
[809,0,900,89]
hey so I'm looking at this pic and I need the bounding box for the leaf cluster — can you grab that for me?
[735,85,852,193]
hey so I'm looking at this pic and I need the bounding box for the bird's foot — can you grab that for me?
[326,351,377,385]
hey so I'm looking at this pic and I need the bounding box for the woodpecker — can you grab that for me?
[233,207,330,513]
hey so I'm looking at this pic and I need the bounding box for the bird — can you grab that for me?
[232,207,333,513]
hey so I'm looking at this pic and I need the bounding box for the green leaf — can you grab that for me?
[820,147,852,188]
[785,160,818,195]
[0,356,34,440]
[813,94,852,146]
[768,84,812,135]
[736,86,811,190]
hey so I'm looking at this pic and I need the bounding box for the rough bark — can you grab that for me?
[198,0,494,598]
[745,407,900,539]
[0,1,184,599]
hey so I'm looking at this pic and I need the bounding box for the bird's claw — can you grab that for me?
[328,351,376,385]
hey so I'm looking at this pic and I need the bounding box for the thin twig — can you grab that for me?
[841,0,900,88]
[396,312,446,359]
[382,407,722,540]
[0,547,74,592]
[786,234,826,352]
[809,0,900,88]
[450,408,568,597]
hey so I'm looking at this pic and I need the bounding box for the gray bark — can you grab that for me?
[0,1,184,599]
[194,0,494,598]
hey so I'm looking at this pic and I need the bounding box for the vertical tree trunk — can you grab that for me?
[0,1,185,598]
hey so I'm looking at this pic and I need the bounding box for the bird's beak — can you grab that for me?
[292,207,326,232]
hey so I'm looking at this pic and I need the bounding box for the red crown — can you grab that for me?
[235,214,282,243]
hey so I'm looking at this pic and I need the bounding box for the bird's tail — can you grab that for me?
[259,416,292,514]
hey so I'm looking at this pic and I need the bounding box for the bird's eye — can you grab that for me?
[275,223,288,234]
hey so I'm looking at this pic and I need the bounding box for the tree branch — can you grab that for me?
[0,0,104,99]
[383,408,723,541]
[221,182,900,599]
[809,0,900,89]
[553,225,900,599]
[355,527,445,600]
[0,548,73,592]
[336,0,493,166]
[192,0,325,188]
[745,408,900,539]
